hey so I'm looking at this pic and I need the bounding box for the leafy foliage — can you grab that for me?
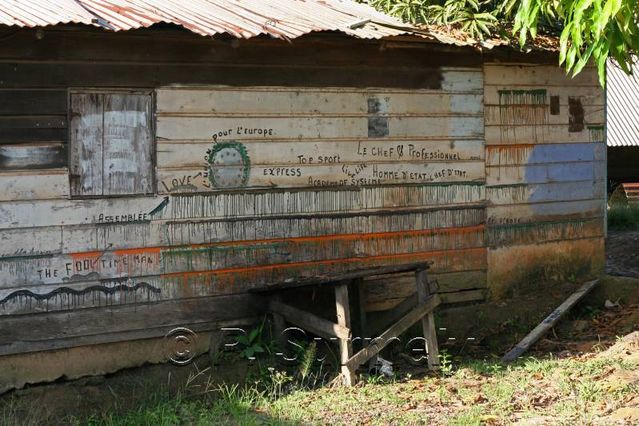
[363,0,639,85]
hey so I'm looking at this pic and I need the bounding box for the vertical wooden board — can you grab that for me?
[103,93,153,195]
[69,93,103,197]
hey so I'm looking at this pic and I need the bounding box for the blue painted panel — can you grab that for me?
[528,181,601,203]
[528,143,601,164]
[524,161,600,184]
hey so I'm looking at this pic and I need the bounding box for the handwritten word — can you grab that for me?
[97,213,149,223]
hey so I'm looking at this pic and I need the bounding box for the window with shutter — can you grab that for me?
[69,91,153,197]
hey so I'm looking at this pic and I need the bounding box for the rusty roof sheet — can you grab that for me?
[0,0,429,40]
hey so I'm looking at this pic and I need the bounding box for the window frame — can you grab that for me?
[67,88,157,199]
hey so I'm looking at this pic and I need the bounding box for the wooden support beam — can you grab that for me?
[268,299,350,340]
[346,294,440,371]
[416,268,440,370]
[502,279,599,362]
[335,282,355,386]
[367,293,418,337]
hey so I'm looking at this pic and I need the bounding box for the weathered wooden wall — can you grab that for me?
[484,63,606,297]
[0,26,488,356]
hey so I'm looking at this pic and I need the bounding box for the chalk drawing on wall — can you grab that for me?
[205,141,251,188]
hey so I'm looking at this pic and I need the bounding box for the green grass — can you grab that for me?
[42,353,637,426]
[608,202,639,230]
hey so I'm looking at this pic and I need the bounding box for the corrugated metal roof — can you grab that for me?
[607,60,639,147]
[0,0,424,40]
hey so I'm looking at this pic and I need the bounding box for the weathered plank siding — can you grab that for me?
[484,63,606,297]
[0,26,489,355]
[0,25,608,362]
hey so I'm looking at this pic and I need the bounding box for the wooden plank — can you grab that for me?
[0,62,451,90]
[268,299,350,340]
[335,283,355,385]
[69,93,103,197]
[0,90,67,115]
[0,226,63,259]
[486,161,604,186]
[365,270,486,309]
[366,288,486,314]
[0,293,260,356]
[345,294,440,370]
[60,208,486,254]
[0,240,483,291]
[485,125,605,145]
[485,104,603,127]
[502,279,599,362]
[0,169,69,201]
[486,181,605,205]
[485,143,605,166]
[487,218,604,248]
[157,139,485,168]
[0,142,67,170]
[483,64,599,87]
[487,200,604,225]
[156,116,484,141]
[484,86,604,106]
[158,161,485,192]
[441,69,483,92]
[103,93,153,195]
[0,248,483,315]
[416,268,439,370]
[156,88,483,115]
[0,192,485,229]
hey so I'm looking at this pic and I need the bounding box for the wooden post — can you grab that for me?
[270,295,290,365]
[335,282,355,386]
[416,268,439,370]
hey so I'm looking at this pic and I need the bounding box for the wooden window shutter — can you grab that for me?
[69,92,153,197]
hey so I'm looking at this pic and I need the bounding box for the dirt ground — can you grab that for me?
[1,232,638,424]
[606,230,639,278]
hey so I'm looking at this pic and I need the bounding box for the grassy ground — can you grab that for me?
[3,332,634,426]
[2,278,638,425]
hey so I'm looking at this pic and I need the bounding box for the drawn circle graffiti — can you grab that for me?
[205,141,250,188]
[164,327,198,365]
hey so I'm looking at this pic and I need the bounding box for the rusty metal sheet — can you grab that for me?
[0,0,429,41]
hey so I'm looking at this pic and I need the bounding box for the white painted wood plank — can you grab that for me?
[157,139,485,168]
[0,185,486,229]
[0,170,69,201]
[156,116,484,141]
[60,207,486,253]
[0,227,63,259]
[158,161,485,192]
[157,89,483,115]
[441,69,484,92]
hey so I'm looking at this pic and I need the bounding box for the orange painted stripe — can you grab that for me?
[160,247,487,280]
[68,225,485,259]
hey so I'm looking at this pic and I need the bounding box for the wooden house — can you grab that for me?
[0,0,605,391]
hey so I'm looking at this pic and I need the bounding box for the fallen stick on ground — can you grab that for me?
[502,279,600,362]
